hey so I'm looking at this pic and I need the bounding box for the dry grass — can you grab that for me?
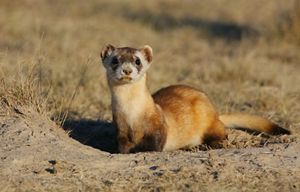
[1,0,300,135]
[1,0,300,191]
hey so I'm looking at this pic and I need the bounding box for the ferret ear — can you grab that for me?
[100,44,115,61]
[140,45,153,63]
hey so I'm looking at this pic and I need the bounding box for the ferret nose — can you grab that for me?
[123,68,132,75]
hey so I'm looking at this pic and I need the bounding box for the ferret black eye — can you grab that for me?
[112,57,119,65]
[135,58,141,66]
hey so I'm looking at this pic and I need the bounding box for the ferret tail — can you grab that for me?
[219,114,291,135]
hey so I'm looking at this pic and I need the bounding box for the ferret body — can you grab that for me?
[100,45,290,153]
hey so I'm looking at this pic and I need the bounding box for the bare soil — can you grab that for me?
[1,0,300,191]
[1,107,299,192]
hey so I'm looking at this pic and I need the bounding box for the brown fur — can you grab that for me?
[153,85,228,151]
[113,100,167,153]
[101,45,290,153]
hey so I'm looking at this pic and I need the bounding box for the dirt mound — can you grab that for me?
[0,107,299,191]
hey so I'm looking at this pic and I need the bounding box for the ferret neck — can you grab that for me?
[109,74,155,114]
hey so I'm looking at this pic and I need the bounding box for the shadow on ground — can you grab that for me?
[123,10,259,41]
[63,119,118,153]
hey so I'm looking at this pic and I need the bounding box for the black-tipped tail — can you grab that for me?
[219,114,291,135]
[269,124,291,135]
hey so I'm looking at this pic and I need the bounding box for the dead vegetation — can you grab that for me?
[0,0,300,191]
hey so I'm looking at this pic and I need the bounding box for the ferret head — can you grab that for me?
[100,45,153,84]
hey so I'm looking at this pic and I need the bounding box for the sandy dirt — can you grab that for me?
[1,0,300,191]
[1,107,299,192]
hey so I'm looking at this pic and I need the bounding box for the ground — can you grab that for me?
[1,107,299,191]
[0,0,300,191]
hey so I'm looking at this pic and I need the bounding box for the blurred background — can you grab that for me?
[0,0,299,129]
